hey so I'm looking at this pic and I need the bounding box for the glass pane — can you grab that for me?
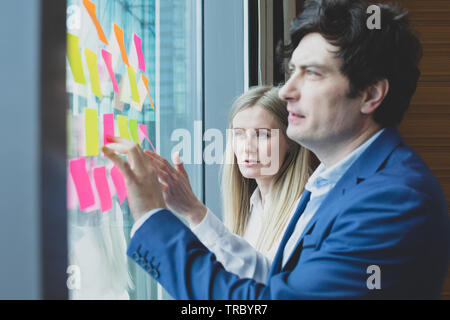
[65,0,202,300]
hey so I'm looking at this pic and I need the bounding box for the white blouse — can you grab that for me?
[191,187,297,284]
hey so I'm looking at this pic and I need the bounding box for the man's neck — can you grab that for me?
[316,125,382,168]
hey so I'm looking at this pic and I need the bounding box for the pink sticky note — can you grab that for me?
[110,166,127,204]
[134,34,145,73]
[83,158,100,213]
[69,158,96,210]
[106,162,117,197]
[93,166,113,213]
[103,113,115,146]
[137,125,146,145]
[102,49,119,94]
[138,124,156,152]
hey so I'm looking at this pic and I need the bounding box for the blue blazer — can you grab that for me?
[128,127,450,299]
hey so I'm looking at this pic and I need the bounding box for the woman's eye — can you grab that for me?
[258,130,270,138]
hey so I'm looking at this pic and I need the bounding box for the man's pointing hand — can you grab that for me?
[102,136,166,221]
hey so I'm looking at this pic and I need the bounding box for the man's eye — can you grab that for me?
[306,70,319,77]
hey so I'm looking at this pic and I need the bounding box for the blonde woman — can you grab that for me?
[144,86,310,283]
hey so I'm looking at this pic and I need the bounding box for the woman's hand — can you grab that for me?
[144,150,207,226]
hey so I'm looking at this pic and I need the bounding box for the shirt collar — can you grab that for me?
[306,129,385,193]
[249,187,261,212]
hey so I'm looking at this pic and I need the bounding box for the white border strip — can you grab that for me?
[155,0,161,155]
[197,0,203,115]
[243,0,249,91]
[155,0,163,300]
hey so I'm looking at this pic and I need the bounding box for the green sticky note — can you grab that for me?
[127,66,140,103]
[128,119,140,145]
[117,115,131,140]
[67,33,86,84]
[85,48,102,98]
[85,108,99,156]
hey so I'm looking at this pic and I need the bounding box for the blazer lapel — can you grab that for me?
[280,127,404,271]
[268,190,311,278]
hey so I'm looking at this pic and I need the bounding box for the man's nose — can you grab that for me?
[279,76,301,102]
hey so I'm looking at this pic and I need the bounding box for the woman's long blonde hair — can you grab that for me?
[221,86,311,254]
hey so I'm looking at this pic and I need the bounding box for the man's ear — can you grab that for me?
[361,78,389,115]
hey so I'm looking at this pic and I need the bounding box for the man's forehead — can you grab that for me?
[289,33,340,68]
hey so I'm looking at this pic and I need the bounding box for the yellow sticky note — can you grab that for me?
[127,66,140,103]
[130,78,147,112]
[67,33,86,84]
[117,115,131,140]
[85,108,99,156]
[128,119,140,146]
[85,48,102,98]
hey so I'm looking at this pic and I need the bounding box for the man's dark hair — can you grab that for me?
[277,0,423,127]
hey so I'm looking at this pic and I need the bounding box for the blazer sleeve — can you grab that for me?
[190,208,271,283]
[127,182,448,299]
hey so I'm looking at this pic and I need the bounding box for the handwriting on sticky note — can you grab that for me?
[93,166,112,212]
[69,158,96,210]
[85,108,99,156]
[83,0,108,45]
[101,49,119,94]
[114,23,129,66]
[111,166,127,204]
[67,33,87,84]
[85,48,102,98]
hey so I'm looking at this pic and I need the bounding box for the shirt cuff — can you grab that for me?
[191,208,228,246]
[130,208,165,238]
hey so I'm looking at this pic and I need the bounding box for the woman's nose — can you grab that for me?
[244,131,258,154]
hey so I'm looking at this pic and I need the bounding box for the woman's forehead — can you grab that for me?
[232,105,279,129]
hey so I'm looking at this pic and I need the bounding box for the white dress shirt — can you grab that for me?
[131,129,384,280]
[190,187,297,283]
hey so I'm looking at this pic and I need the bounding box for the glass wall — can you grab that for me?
[65,0,202,300]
